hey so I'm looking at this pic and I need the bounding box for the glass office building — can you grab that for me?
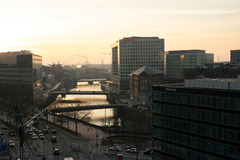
[152,81,240,160]
[0,50,42,104]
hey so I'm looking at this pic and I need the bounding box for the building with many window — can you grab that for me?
[129,65,163,105]
[0,50,42,104]
[165,50,214,80]
[111,36,164,90]
[231,50,240,64]
[152,78,240,160]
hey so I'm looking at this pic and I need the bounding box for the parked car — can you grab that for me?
[53,148,60,155]
[109,146,121,151]
[28,129,34,135]
[9,140,15,147]
[127,147,138,153]
[143,148,152,155]
[125,145,136,150]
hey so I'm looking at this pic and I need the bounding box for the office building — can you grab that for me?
[183,63,240,79]
[129,65,163,105]
[152,78,240,160]
[165,50,214,80]
[0,50,42,104]
[231,50,240,64]
[111,36,164,90]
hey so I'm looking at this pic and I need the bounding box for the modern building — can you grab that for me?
[129,65,163,105]
[230,50,240,64]
[183,63,240,79]
[152,78,240,160]
[165,50,214,80]
[0,50,42,104]
[111,36,164,90]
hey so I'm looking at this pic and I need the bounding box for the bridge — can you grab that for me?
[51,104,128,113]
[78,78,107,82]
[51,91,108,95]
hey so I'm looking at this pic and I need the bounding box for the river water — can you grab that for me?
[59,81,116,127]
[58,81,152,134]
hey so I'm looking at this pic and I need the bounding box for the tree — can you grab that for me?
[70,110,91,135]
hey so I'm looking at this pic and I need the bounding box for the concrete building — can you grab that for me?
[111,36,164,90]
[152,78,240,160]
[129,65,163,105]
[230,50,240,64]
[165,50,214,80]
[0,50,42,104]
[183,63,240,79]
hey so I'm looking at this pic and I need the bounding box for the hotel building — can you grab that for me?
[111,36,164,90]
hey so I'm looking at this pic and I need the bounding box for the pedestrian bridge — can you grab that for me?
[50,104,128,113]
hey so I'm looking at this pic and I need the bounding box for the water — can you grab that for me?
[58,81,115,126]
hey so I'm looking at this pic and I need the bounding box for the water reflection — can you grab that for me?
[58,81,114,126]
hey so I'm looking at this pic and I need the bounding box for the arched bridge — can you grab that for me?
[51,104,128,113]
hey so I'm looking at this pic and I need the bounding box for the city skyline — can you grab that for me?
[0,0,239,65]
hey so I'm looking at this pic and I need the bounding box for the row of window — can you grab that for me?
[152,104,240,127]
[153,116,240,142]
[152,91,240,111]
[153,128,239,158]
[153,141,228,160]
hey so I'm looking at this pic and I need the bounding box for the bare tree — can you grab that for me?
[70,110,91,135]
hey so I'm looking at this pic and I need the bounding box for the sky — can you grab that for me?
[0,0,239,65]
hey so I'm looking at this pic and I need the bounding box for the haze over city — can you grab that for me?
[0,0,239,65]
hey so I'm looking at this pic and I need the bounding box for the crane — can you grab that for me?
[13,95,62,159]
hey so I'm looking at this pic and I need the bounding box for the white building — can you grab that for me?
[165,50,214,80]
[111,36,164,90]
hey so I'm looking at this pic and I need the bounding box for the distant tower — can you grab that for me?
[102,59,104,64]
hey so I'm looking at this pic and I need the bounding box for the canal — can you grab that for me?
[58,81,152,135]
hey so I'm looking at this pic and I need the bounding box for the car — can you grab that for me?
[51,136,57,143]
[1,125,7,130]
[44,125,49,129]
[0,130,4,135]
[51,129,57,134]
[39,133,45,139]
[53,148,60,155]
[9,140,15,147]
[125,145,136,150]
[109,146,121,151]
[143,148,152,155]
[43,129,49,133]
[31,134,38,140]
[9,130,16,136]
[127,147,138,153]
[28,129,34,135]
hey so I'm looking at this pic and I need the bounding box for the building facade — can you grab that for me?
[230,50,240,64]
[0,50,42,104]
[165,50,214,80]
[129,65,163,105]
[183,63,240,79]
[152,79,240,160]
[111,36,164,90]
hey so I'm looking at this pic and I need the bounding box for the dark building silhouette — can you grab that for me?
[152,79,240,160]
[0,50,42,104]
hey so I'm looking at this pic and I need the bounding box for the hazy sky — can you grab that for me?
[0,0,239,65]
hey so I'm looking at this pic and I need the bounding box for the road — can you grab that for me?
[0,111,152,160]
